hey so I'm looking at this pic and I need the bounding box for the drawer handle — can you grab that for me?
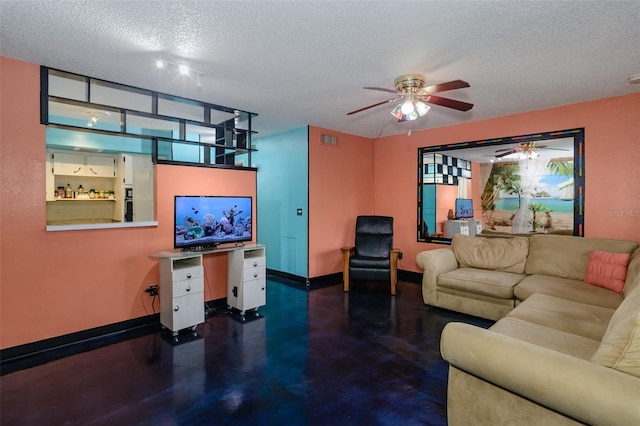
[186,286,191,292]
[254,273,258,278]
[187,273,192,279]
[261,286,265,291]
[174,306,179,312]
[253,261,258,267]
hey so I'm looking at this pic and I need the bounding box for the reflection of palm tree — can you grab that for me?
[547,160,573,176]
[547,160,574,200]
[528,202,545,232]
[503,180,523,219]
[481,164,519,227]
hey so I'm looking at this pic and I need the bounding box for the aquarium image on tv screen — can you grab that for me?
[174,196,252,250]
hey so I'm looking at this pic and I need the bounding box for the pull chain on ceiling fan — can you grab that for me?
[347,74,474,122]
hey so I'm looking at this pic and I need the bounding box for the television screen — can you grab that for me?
[455,198,474,219]
[174,195,252,250]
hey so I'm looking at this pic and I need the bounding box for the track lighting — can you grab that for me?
[155,59,204,88]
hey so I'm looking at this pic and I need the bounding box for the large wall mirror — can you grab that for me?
[417,128,585,244]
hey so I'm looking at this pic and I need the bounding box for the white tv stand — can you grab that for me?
[149,244,266,337]
[227,245,266,320]
[445,219,482,238]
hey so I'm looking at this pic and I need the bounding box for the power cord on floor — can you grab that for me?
[205,302,232,317]
[140,291,158,316]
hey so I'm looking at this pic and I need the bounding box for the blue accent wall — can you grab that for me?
[255,127,309,278]
[423,184,436,234]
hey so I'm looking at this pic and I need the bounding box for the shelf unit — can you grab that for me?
[227,246,266,319]
[53,198,116,201]
[158,255,204,339]
[43,67,258,171]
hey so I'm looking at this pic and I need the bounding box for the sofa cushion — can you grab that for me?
[507,293,615,341]
[584,250,630,294]
[515,274,624,309]
[452,234,529,273]
[591,286,640,378]
[624,248,640,297]
[525,235,638,280]
[439,268,525,299]
[490,317,600,360]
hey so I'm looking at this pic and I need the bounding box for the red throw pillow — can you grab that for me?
[584,250,630,294]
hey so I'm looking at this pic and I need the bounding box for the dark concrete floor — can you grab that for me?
[0,279,492,425]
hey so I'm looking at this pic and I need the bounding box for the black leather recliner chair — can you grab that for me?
[341,215,401,295]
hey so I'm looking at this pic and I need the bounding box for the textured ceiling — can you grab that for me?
[1,1,639,139]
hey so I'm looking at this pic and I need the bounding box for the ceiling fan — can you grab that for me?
[495,142,570,159]
[85,110,111,127]
[347,74,473,121]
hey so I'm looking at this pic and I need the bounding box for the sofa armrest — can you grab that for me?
[441,322,640,425]
[416,248,458,305]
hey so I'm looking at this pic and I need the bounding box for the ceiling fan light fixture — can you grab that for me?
[405,111,420,121]
[415,101,430,116]
[348,74,472,118]
[401,99,415,115]
[391,99,430,121]
[391,104,403,120]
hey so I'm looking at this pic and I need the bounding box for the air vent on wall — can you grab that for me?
[321,134,338,145]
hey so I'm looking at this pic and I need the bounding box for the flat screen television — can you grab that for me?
[455,198,474,219]
[174,195,252,250]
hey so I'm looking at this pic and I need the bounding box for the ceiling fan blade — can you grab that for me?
[363,86,399,94]
[422,95,474,111]
[347,98,399,115]
[540,147,571,151]
[495,147,517,153]
[496,150,517,158]
[422,79,470,94]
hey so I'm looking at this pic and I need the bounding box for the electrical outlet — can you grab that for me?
[145,284,159,296]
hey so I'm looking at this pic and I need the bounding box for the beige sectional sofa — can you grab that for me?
[416,234,640,425]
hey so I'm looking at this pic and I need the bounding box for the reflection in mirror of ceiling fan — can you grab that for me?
[494,142,570,160]
[347,74,474,122]
[85,110,111,127]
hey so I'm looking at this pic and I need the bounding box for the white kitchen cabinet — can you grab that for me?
[86,155,116,177]
[117,153,134,186]
[51,152,86,176]
[50,151,115,177]
[46,154,55,201]
[159,255,204,339]
[114,154,154,222]
[227,246,266,319]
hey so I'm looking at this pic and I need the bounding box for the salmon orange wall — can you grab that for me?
[374,94,640,273]
[308,127,374,278]
[0,57,256,349]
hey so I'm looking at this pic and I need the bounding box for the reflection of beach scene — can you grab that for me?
[482,159,574,234]
[494,197,573,213]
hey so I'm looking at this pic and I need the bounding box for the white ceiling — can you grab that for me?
[1,1,639,139]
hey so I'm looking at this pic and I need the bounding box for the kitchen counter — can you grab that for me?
[46,220,158,232]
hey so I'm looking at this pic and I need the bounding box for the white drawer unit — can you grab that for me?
[227,246,266,319]
[159,255,204,338]
[445,220,482,238]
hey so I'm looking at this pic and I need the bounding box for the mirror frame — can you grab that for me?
[417,128,585,244]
